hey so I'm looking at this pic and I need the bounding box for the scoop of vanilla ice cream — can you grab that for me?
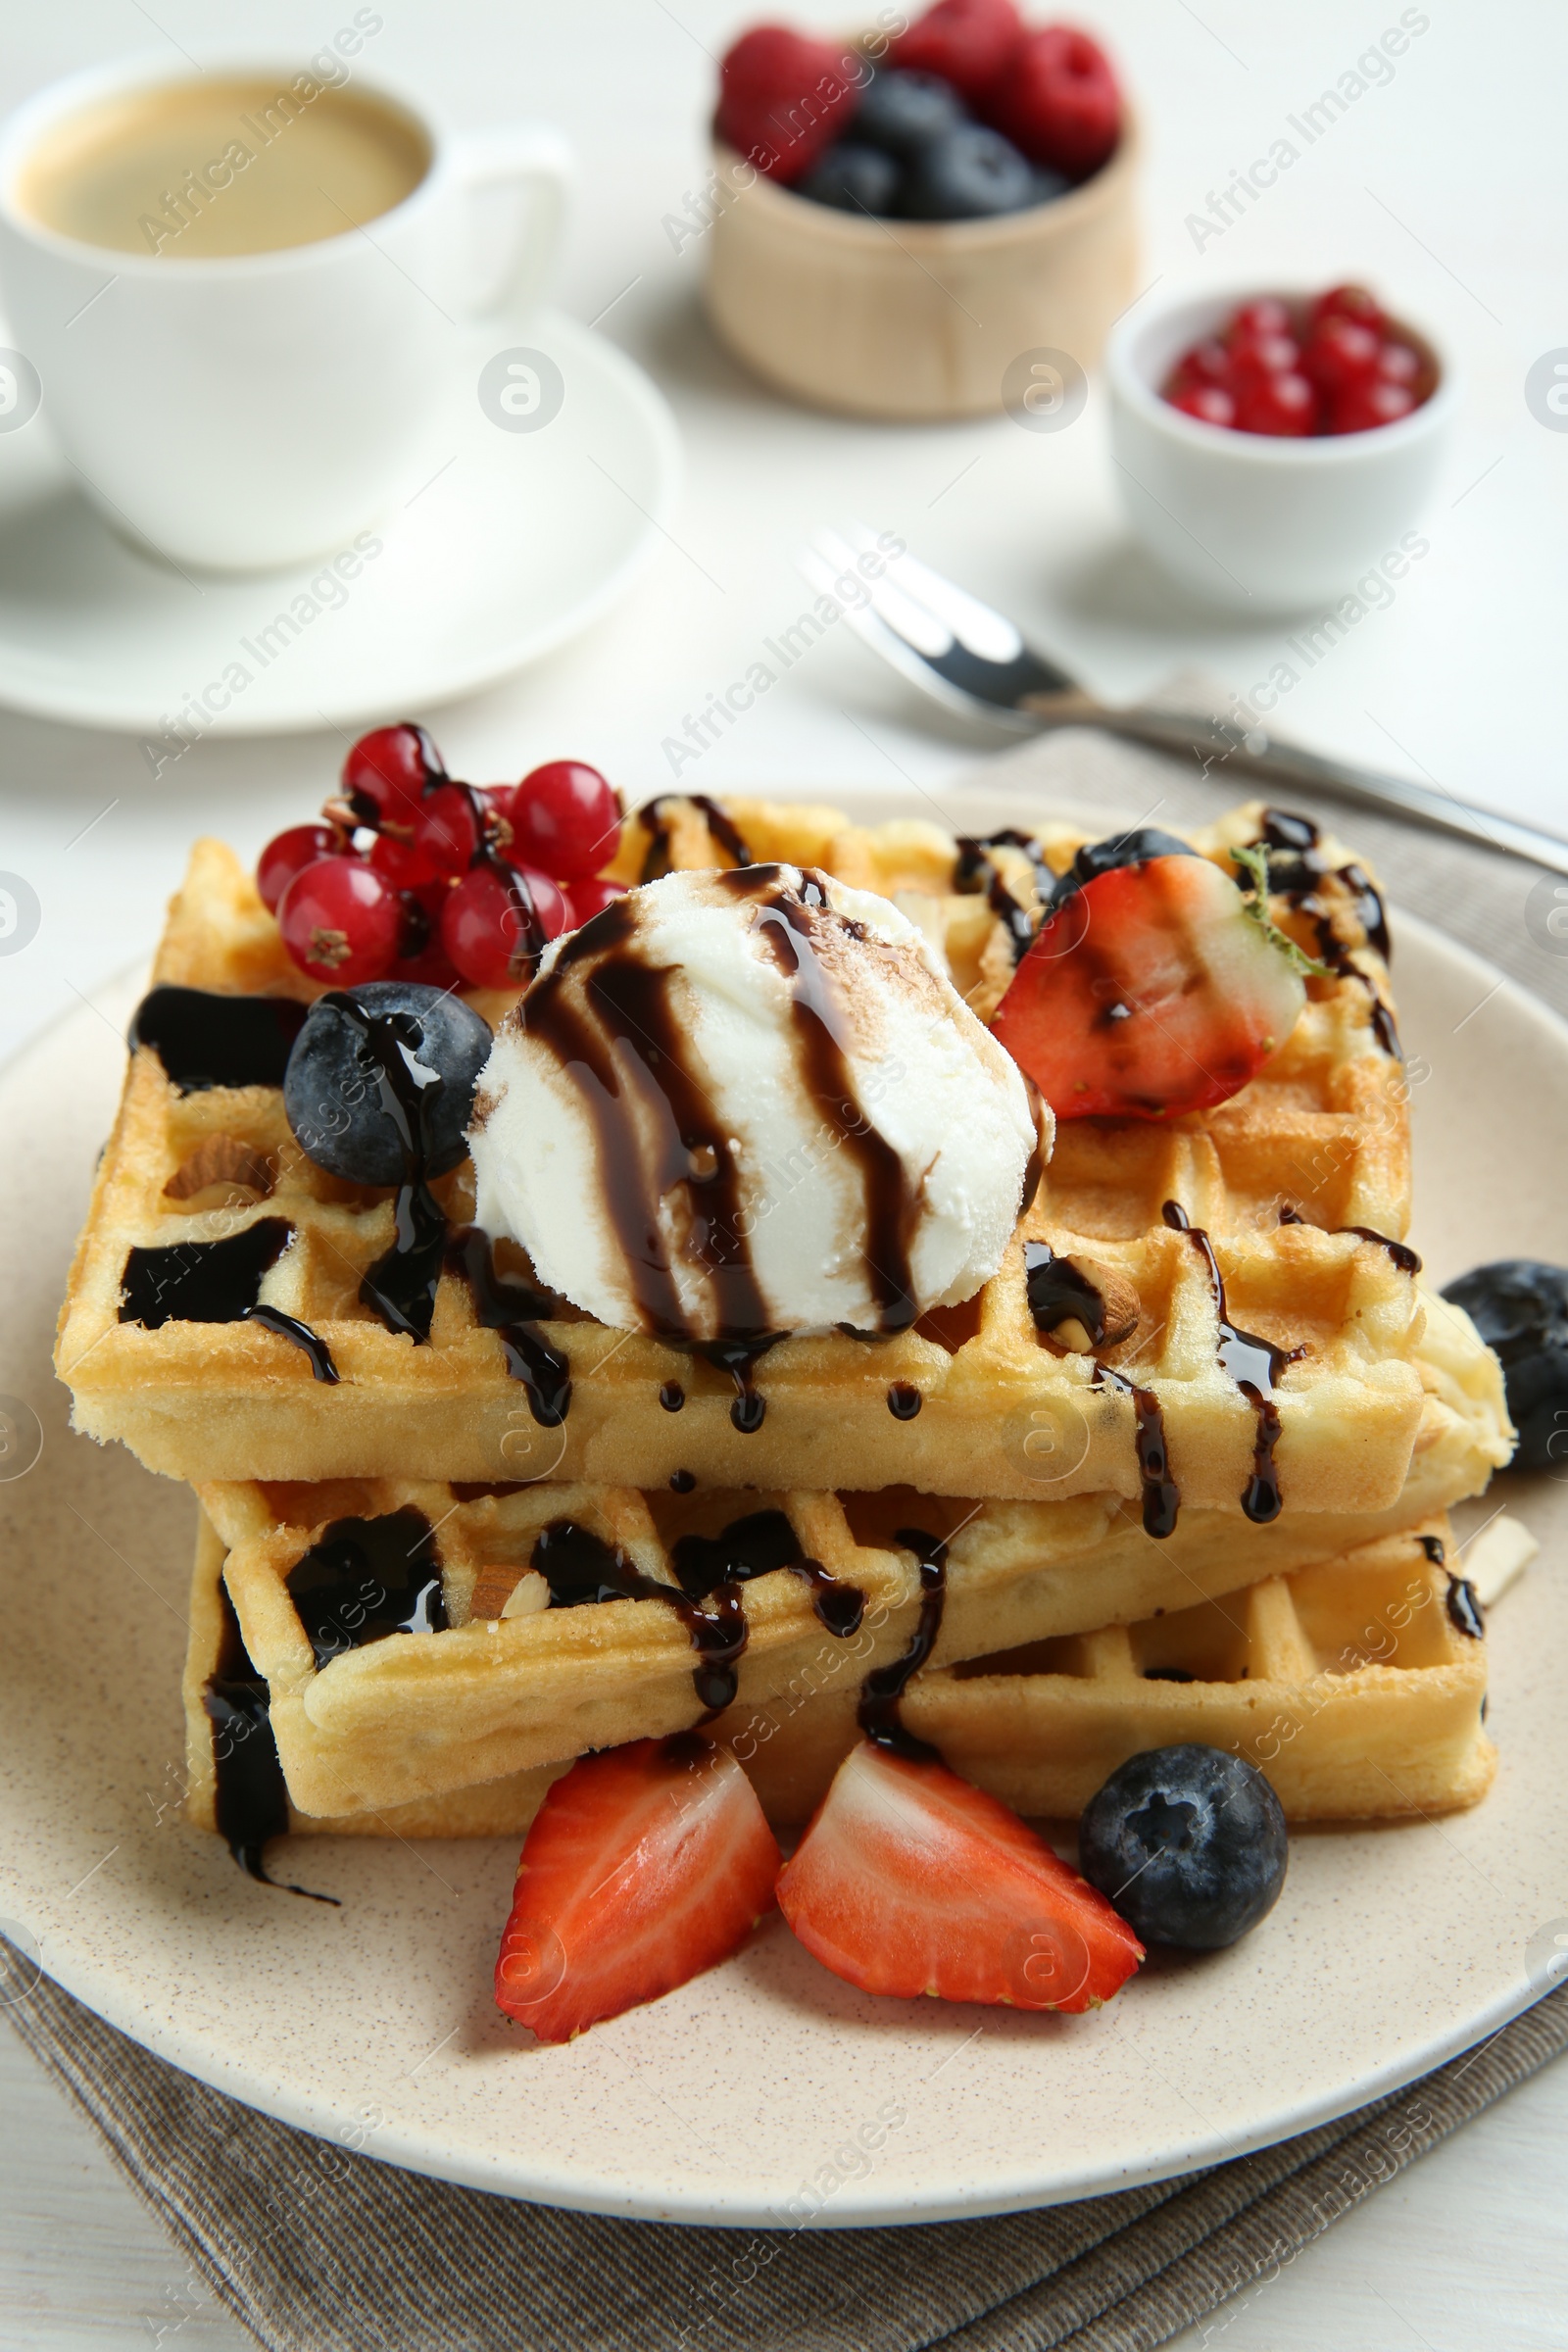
[467,863,1044,1340]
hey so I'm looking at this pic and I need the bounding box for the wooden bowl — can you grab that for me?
[703,116,1141,422]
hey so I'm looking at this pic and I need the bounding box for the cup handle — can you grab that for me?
[445,122,573,325]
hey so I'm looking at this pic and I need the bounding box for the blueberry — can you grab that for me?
[903,124,1035,220]
[798,143,903,217]
[1079,1743,1289,1950]
[284,981,493,1186]
[1048,828,1198,911]
[852,70,967,160]
[1440,1259,1568,1471]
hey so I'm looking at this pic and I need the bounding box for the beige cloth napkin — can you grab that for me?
[11,724,1568,2352]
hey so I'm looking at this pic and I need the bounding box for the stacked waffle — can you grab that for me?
[57,793,1510,1891]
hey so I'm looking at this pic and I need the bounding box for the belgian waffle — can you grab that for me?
[714,1517,1495,1825]
[184,1507,1494,1853]
[60,798,1495,1519]
[196,1416,1504,1821]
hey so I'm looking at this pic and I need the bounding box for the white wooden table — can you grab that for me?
[2,2,1565,2341]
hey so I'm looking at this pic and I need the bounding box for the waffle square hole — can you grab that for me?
[1289,1556,1453,1674]
[842,1489,979,1553]
[1128,1596,1251,1684]
[952,1632,1098,1680]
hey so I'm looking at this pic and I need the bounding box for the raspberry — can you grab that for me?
[257,823,342,914]
[440,861,569,988]
[276,856,401,986]
[890,0,1024,102]
[716,25,858,183]
[985,25,1121,182]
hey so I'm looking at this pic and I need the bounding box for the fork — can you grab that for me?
[798,522,1568,880]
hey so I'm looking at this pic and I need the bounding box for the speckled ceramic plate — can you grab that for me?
[3,785,1566,2225]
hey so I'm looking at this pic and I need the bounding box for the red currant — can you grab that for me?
[1229,329,1301,383]
[414,781,493,877]
[339,722,445,833]
[257,823,342,914]
[1329,379,1416,434]
[501,761,621,882]
[277,856,400,986]
[389,885,462,986]
[440,861,569,988]
[1311,283,1384,337]
[567,877,628,929]
[1169,383,1237,428]
[368,831,441,892]
[1230,296,1293,342]
[1235,368,1317,436]
[1303,317,1381,395]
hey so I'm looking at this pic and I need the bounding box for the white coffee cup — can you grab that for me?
[0,46,571,572]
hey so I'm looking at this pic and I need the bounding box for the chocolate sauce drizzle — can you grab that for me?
[1023,1240,1111,1348]
[531,1519,749,1713]
[669,1469,696,1492]
[130,986,307,1092]
[522,897,776,1350]
[888,1381,922,1419]
[520,870,924,1384]
[695,1337,784,1434]
[752,874,918,1335]
[670,1506,863,1637]
[1446,1573,1485,1641]
[120,1218,292,1327]
[321,991,450,1344]
[1164,1200,1303,1524]
[204,1584,335,1901]
[1418,1533,1446,1565]
[1253,810,1400,1057]
[660,1380,685,1412]
[446,1225,570,1426]
[285,1510,448,1671]
[1093,1363,1180,1538]
[954,833,1043,963]
[242,1303,338,1382]
[1278,1203,1421,1275]
[858,1528,948,1759]
[638,795,755,881]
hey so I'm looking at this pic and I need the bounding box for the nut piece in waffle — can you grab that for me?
[60,797,1500,1522]
[715,1518,1495,1824]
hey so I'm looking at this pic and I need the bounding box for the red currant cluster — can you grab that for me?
[257,725,624,991]
[1162,286,1438,439]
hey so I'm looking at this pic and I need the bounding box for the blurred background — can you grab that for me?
[0,0,1560,1059]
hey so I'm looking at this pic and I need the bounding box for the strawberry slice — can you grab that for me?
[495,1736,781,2042]
[991,853,1305,1121]
[776,1740,1143,2012]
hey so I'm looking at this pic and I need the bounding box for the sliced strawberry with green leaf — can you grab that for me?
[776,1740,1143,2012]
[495,1736,781,2043]
[991,851,1311,1120]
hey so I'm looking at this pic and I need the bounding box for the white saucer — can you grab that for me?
[4,780,1567,2225]
[0,309,679,735]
